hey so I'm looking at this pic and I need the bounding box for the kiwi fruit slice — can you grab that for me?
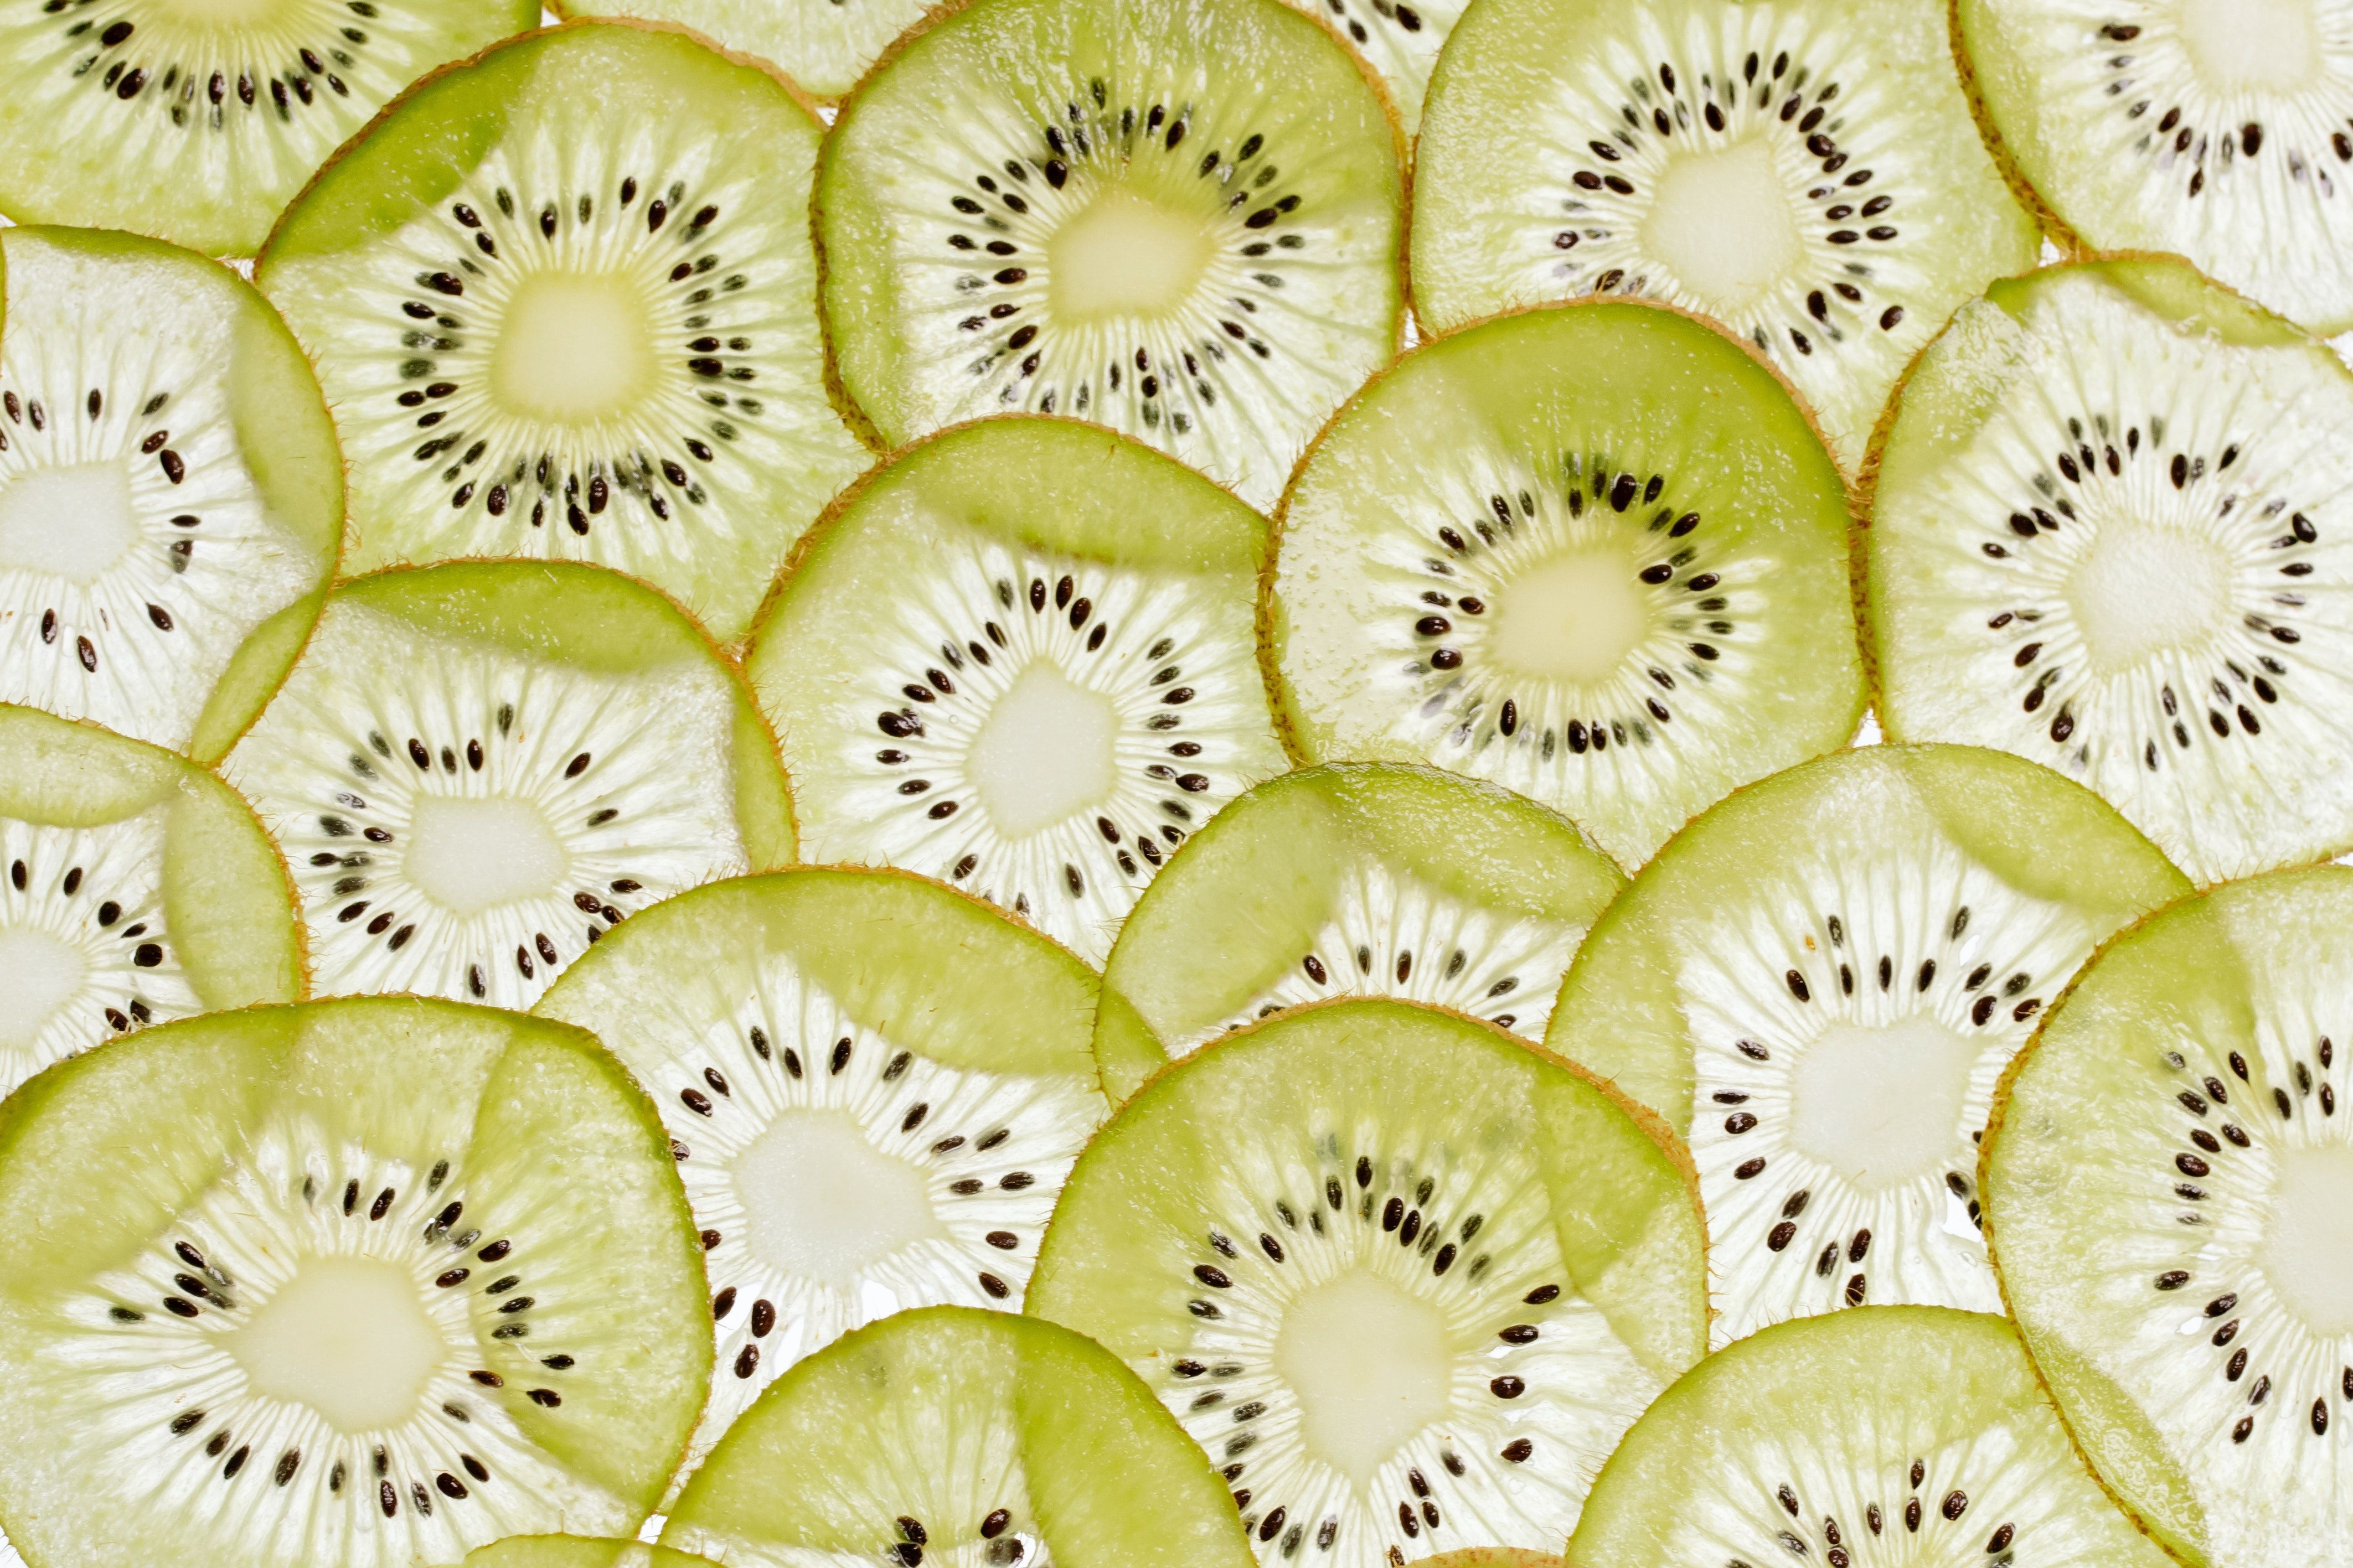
[743,417,1284,964]
[221,560,793,1010]
[1984,865,2353,1566]
[546,0,923,103]
[662,1303,1258,1567]
[1097,761,1624,1101]
[1410,0,2037,469]
[0,996,710,1565]
[816,0,1406,508]
[1027,998,1709,1565]
[1867,255,2353,885]
[254,21,869,645]
[534,866,1117,1474]
[0,225,340,758]
[1566,1306,2175,1568]
[1267,300,1862,870]
[0,702,301,1098]
[466,1541,714,1568]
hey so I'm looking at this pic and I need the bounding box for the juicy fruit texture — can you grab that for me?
[1097,762,1623,1099]
[1549,744,2187,1343]
[256,22,869,644]
[1870,256,2353,884]
[548,0,925,102]
[1028,999,1708,1566]
[0,226,339,757]
[1567,1307,2174,1568]
[1984,866,2353,1567]
[1278,0,1469,134]
[744,418,1284,964]
[1959,0,2353,334]
[1267,301,1863,869]
[0,703,300,1097]
[817,0,1405,508]
[0,0,535,256]
[1419,1555,1562,1567]
[224,561,792,1010]
[663,1305,1258,1568]
[0,997,710,1567]
[465,1540,715,1567]
[1412,0,2037,468]
[534,868,1114,1474]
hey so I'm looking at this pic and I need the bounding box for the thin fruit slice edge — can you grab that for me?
[465,1538,716,1568]
[546,0,926,101]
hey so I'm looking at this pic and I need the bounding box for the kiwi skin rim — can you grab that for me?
[1941,0,2082,262]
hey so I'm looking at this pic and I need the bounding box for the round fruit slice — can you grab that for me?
[1548,744,2187,1344]
[0,226,340,758]
[1028,998,1708,1566]
[547,0,923,102]
[816,0,1405,508]
[256,22,870,645]
[0,996,710,1566]
[223,560,793,1010]
[1567,1307,2174,1568]
[1411,0,2037,469]
[534,867,1117,1476]
[743,417,1284,964]
[663,1305,1257,1568]
[0,703,301,1098]
[466,1540,715,1568]
[0,0,534,257]
[1869,256,2353,885]
[1985,866,2353,1567]
[1097,762,1623,1100]
[1267,301,1862,869]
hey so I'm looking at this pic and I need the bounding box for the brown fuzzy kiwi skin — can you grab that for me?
[1942,0,2082,260]
[1415,1551,1568,1568]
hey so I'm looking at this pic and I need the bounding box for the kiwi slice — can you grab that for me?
[1868,255,2353,885]
[1547,744,2186,1344]
[546,0,922,102]
[534,866,1116,1474]
[743,417,1284,964]
[466,1540,714,1568]
[1267,301,1862,869]
[1028,998,1709,1565]
[222,560,793,1010]
[0,225,340,758]
[0,703,301,1098]
[662,1304,1258,1567]
[1410,0,2037,468]
[816,0,1405,508]
[1985,866,2353,1566]
[0,996,709,1565]
[254,22,869,645]
[1566,1306,2175,1568]
[1097,762,1624,1101]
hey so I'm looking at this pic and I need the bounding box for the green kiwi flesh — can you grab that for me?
[549,0,923,102]
[465,1539,716,1568]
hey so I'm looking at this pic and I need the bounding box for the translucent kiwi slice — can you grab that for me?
[0,226,340,757]
[0,703,300,1098]
[546,0,923,102]
[1411,0,2037,469]
[1267,301,1862,869]
[663,1304,1258,1568]
[1567,1307,2174,1568]
[256,21,869,644]
[466,1540,715,1568]
[1869,256,2353,885]
[223,560,793,1010]
[0,997,709,1566]
[1097,762,1623,1101]
[1028,998,1708,1566]
[744,417,1284,964]
[1985,866,2353,1567]
[816,0,1405,508]
[1548,744,2186,1345]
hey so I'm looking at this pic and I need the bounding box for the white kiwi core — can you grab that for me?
[1273,1270,1453,1488]
[2177,0,2323,94]
[969,661,1119,837]
[1489,550,1648,684]
[2065,521,2232,672]
[0,461,140,583]
[1789,1015,1982,1191]
[1640,139,1804,313]
[0,928,85,1049]
[2258,1142,2353,1338]
[403,795,569,918]
[491,271,657,425]
[733,1108,948,1286]
[229,1257,445,1433]
[1049,190,1216,320]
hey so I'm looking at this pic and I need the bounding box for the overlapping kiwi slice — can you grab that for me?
[0,997,710,1566]
[222,560,793,1010]
[466,1543,715,1568]
[1411,0,2037,468]
[1550,744,2187,1344]
[255,21,869,645]
[1868,256,2353,885]
[817,0,1406,508]
[1267,300,1863,870]
[744,417,1285,964]
[1097,762,1623,1100]
[1029,998,1708,1566]
[0,225,340,757]
[1985,867,2353,1567]
[663,1304,1258,1567]
[546,0,923,103]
